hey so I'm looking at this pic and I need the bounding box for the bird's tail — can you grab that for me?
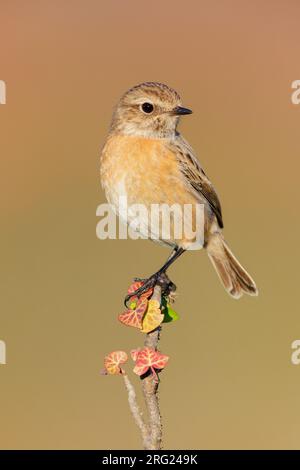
[207,233,258,299]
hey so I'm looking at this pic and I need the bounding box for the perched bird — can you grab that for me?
[100,82,258,303]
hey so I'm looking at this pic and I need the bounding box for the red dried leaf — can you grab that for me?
[104,350,128,375]
[132,347,169,378]
[118,298,148,329]
[127,281,143,294]
[127,281,153,301]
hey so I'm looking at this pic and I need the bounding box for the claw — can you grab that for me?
[124,276,157,307]
[133,277,146,283]
[124,272,177,307]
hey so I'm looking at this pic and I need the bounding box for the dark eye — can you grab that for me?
[141,102,154,114]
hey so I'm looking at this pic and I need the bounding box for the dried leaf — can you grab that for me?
[132,347,169,377]
[104,350,128,375]
[118,298,148,329]
[127,281,143,294]
[127,281,153,302]
[141,299,164,333]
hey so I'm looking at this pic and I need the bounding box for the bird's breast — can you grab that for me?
[100,134,206,249]
[100,134,192,207]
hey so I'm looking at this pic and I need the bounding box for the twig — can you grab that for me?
[141,285,163,450]
[122,374,150,448]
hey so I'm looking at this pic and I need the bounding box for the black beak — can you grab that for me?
[172,106,193,116]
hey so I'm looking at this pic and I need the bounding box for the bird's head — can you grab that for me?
[110,82,192,138]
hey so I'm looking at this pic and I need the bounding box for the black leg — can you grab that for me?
[125,247,185,306]
[156,247,185,274]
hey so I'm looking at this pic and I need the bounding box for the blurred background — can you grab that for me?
[0,0,300,450]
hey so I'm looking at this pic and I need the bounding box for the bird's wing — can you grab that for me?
[167,134,224,228]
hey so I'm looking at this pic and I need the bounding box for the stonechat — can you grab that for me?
[100,82,258,302]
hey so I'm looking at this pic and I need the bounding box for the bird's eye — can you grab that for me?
[141,102,154,114]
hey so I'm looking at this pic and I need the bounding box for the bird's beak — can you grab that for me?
[172,106,193,116]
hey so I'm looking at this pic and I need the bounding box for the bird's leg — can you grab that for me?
[125,247,185,306]
[133,248,179,282]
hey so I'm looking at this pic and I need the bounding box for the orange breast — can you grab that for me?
[101,134,197,206]
[100,134,207,248]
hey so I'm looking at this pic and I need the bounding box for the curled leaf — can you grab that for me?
[104,350,128,375]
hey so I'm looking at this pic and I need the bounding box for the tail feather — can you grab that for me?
[207,234,258,299]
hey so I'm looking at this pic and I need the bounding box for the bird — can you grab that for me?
[100,82,258,304]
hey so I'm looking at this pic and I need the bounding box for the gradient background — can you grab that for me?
[1,0,300,450]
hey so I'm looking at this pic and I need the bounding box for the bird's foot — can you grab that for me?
[125,272,176,307]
